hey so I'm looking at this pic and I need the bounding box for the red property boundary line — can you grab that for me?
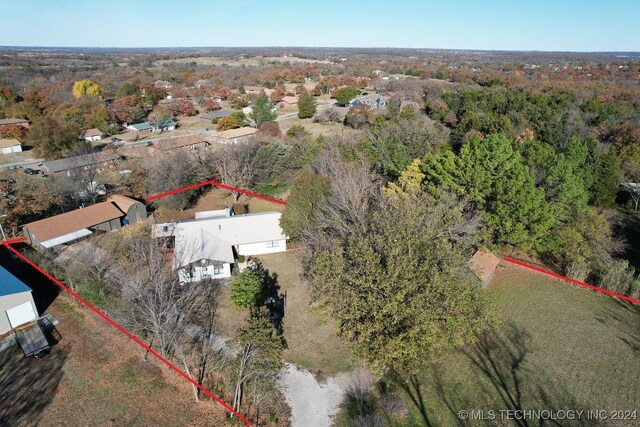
[145,179,288,206]
[503,257,640,306]
[1,238,254,426]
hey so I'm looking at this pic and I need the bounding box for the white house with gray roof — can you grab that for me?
[154,210,287,283]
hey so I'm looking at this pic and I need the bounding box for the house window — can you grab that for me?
[202,268,212,279]
[163,225,169,232]
[214,264,224,275]
[266,240,279,248]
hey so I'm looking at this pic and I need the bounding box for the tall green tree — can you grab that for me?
[335,87,360,106]
[249,94,277,126]
[423,134,555,252]
[592,147,620,207]
[231,307,284,414]
[459,134,555,252]
[310,195,488,374]
[230,269,264,308]
[27,115,84,159]
[280,170,330,240]
[297,88,316,119]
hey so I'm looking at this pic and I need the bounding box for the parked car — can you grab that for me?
[23,168,40,175]
[111,137,122,142]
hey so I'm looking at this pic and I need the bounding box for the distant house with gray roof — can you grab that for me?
[41,153,120,176]
[348,94,390,109]
[200,110,232,121]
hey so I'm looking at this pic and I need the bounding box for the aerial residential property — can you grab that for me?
[0,265,38,335]
[126,119,177,133]
[0,1,638,426]
[154,210,287,282]
[40,152,121,176]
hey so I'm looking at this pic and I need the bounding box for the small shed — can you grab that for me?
[81,128,104,142]
[0,265,38,335]
[0,138,23,155]
[469,249,501,287]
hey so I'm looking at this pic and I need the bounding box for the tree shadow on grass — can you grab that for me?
[392,322,598,426]
[0,344,69,426]
[594,298,640,356]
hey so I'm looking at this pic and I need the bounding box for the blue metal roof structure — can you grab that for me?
[0,265,32,297]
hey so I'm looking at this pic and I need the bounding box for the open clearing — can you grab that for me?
[397,263,640,426]
[0,296,226,426]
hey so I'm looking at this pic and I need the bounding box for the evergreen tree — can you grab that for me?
[297,88,316,119]
[335,87,360,106]
[458,134,555,252]
[249,94,277,126]
[280,170,330,240]
[592,147,620,207]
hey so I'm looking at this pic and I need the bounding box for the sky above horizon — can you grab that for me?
[1,0,638,52]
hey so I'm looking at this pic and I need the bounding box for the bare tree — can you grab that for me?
[111,228,206,358]
[209,142,258,200]
[304,145,382,247]
[172,286,231,402]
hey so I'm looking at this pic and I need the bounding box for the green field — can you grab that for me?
[396,265,640,426]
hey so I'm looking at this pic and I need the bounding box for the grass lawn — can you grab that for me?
[277,116,356,139]
[257,251,354,377]
[0,296,226,426]
[396,264,640,426]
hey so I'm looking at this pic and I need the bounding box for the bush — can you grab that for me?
[313,107,343,124]
[258,121,282,137]
[215,115,240,131]
[599,259,638,295]
[565,259,590,282]
[345,106,375,129]
[286,124,309,138]
[232,202,249,214]
[230,269,263,308]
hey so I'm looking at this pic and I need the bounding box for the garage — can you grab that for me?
[0,138,23,155]
[0,265,38,335]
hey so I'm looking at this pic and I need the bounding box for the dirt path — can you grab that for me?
[281,363,353,427]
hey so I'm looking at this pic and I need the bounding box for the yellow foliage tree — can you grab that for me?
[384,159,425,199]
[72,79,103,99]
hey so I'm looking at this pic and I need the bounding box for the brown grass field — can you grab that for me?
[0,296,227,426]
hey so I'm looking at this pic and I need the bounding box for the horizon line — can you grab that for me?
[1,45,638,55]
